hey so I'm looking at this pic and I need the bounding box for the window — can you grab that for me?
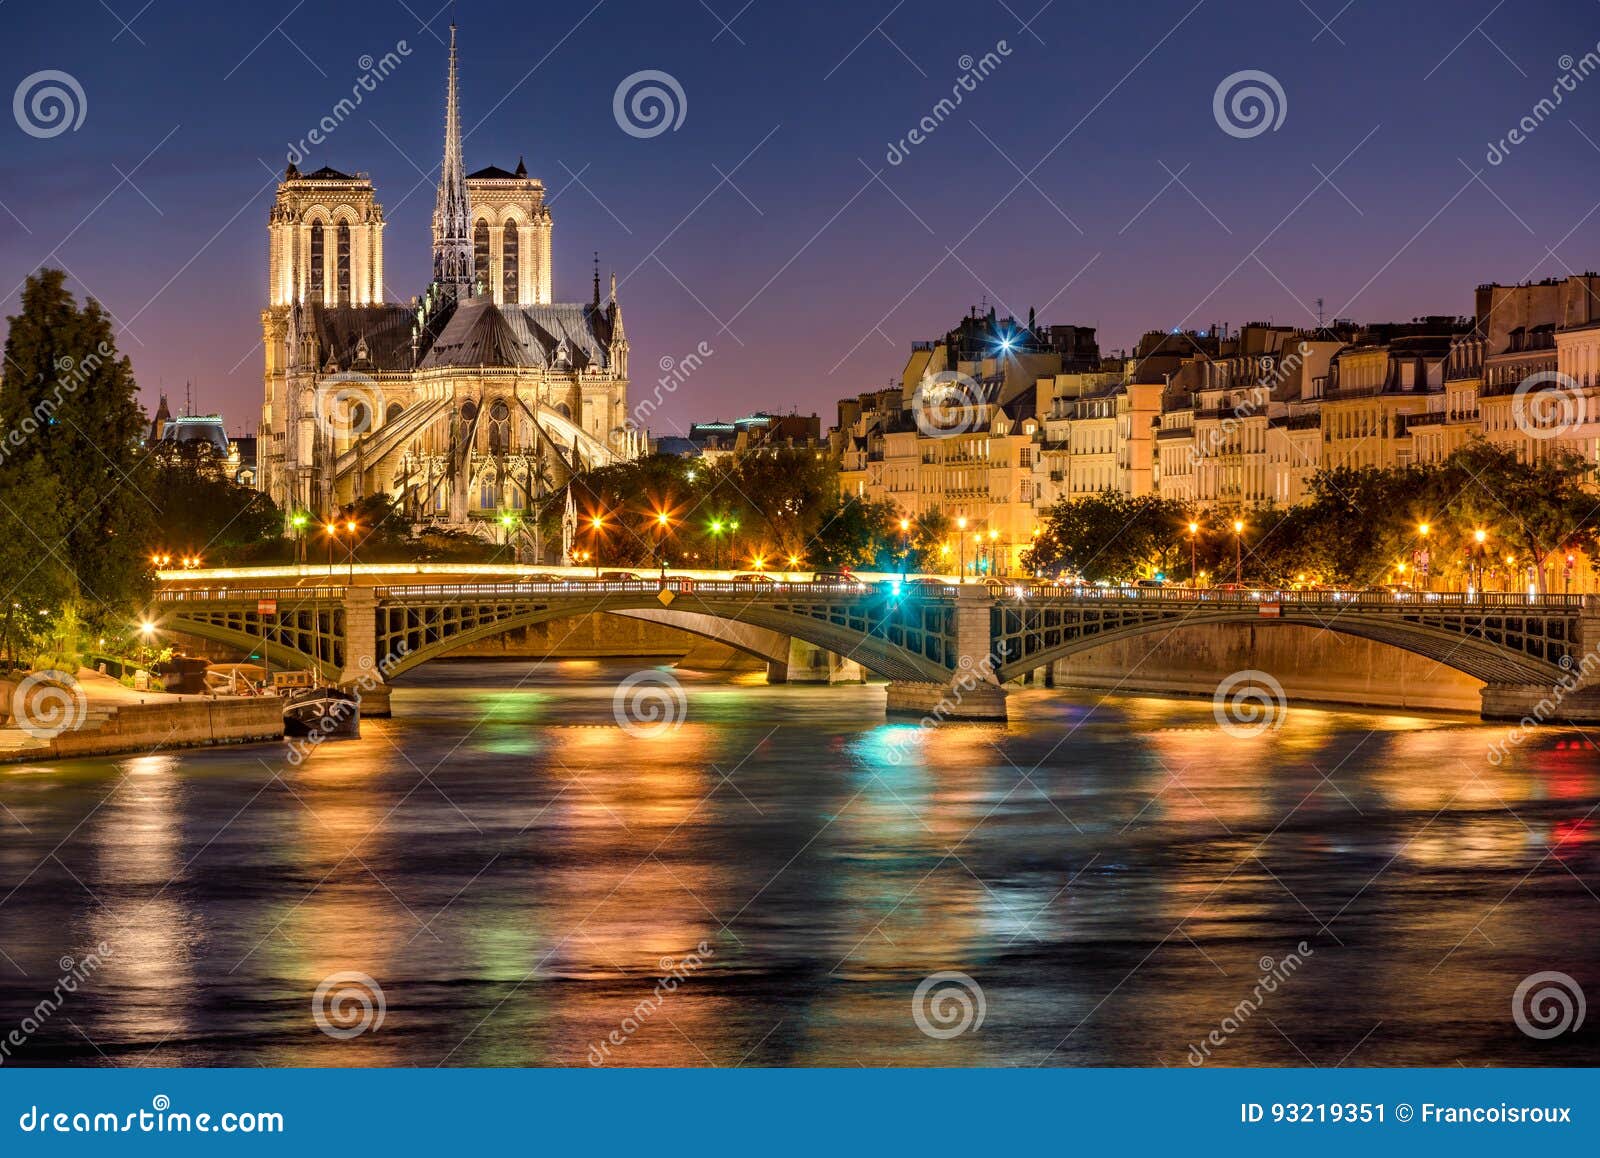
[502,221,519,302]
[488,399,510,455]
[335,221,351,304]
[474,220,490,290]
[309,221,324,301]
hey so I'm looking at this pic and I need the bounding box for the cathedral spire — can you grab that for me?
[432,22,473,296]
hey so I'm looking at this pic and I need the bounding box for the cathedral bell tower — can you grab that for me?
[431,23,474,298]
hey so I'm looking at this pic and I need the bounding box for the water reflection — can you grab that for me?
[0,663,1595,1067]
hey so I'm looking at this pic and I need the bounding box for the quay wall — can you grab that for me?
[3,698,283,764]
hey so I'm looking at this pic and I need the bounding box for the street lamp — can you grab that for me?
[1232,519,1245,586]
[590,514,605,575]
[709,519,724,571]
[1416,522,1430,590]
[957,516,969,583]
[653,510,672,579]
[899,517,911,578]
[1187,521,1200,589]
[498,510,519,561]
[988,527,1001,577]
[289,511,309,564]
[344,518,358,582]
[1473,528,1487,596]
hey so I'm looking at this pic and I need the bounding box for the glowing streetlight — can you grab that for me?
[1187,521,1200,588]
[1232,519,1245,586]
[956,517,969,582]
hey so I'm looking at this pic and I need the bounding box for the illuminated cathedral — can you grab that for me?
[258,24,639,550]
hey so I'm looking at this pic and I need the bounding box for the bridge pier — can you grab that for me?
[1483,606,1600,722]
[783,638,865,684]
[338,588,391,718]
[1480,682,1600,723]
[886,586,1007,720]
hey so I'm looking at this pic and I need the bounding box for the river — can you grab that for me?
[0,659,1595,1067]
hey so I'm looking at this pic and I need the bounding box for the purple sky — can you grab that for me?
[4,0,1599,437]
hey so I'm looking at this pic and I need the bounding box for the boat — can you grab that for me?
[282,684,361,739]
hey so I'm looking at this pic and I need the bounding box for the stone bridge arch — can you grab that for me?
[991,592,1585,689]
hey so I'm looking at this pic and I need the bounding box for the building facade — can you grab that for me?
[829,273,1600,577]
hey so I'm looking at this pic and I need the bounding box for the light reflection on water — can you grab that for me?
[0,659,1596,1067]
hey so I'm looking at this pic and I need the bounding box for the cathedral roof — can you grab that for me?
[299,165,357,181]
[418,297,613,371]
[466,164,523,180]
[307,304,426,371]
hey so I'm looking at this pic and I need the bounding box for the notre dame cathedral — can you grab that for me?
[257,24,640,550]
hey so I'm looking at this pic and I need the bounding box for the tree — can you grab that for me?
[1437,441,1598,592]
[147,440,282,563]
[0,270,153,636]
[810,495,900,570]
[1024,491,1188,581]
[0,460,73,667]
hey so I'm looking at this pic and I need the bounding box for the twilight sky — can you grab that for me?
[3,0,1599,437]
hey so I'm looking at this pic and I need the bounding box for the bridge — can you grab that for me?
[151,568,1600,722]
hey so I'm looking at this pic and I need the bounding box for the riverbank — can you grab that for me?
[0,670,283,764]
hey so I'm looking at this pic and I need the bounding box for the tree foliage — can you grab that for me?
[1024,491,1190,581]
[0,269,152,636]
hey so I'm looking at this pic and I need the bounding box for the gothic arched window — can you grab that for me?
[336,220,351,304]
[488,399,510,455]
[473,220,490,291]
[502,222,519,302]
[309,221,324,302]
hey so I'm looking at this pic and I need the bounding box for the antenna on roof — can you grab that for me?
[593,251,600,307]
[1315,297,1325,329]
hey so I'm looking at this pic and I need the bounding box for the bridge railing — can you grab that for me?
[157,586,347,603]
[1006,583,1592,610]
[368,578,902,600]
